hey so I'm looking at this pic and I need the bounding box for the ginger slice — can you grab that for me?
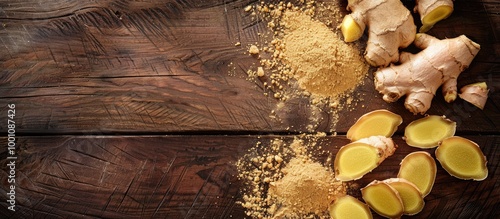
[334,136,397,181]
[459,82,489,110]
[347,109,403,141]
[415,0,454,32]
[404,115,456,148]
[383,178,425,215]
[397,151,437,197]
[329,195,373,219]
[361,180,404,219]
[436,136,488,181]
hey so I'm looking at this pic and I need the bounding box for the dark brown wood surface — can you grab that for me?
[0,0,499,218]
[0,135,499,218]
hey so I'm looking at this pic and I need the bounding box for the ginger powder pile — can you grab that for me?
[281,10,368,100]
[241,1,369,131]
[236,135,346,218]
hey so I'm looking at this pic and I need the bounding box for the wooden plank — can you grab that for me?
[0,135,498,218]
[0,0,285,133]
[0,0,499,134]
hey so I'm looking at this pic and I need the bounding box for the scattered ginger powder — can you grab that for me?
[245,2,370,130]
[237,136,346,219]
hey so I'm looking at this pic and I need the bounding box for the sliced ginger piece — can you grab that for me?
[334,136,397,181]
[397,151,437,197]
[404,115,456,148]
[459,82,489,109]
[329,195,373,219]
[362,180,404,218]
[383,178,425,215]
[347,109,403,141]
[436,136,488,181]
[415,0,454,32]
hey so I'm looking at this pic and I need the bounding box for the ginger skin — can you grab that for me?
[459,82,489,109]
[341,0,416,67]
[415,0,454,32]
[374,33,481,115]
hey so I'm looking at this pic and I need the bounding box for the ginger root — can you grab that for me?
[404,115,456,148]
[329,195,373,219]
[347,109,403,141]
[374,33,481,114]
[361,180,404,218]
[334,136,397,181]
[341,0,416,67]
[397,152,437,197]
[436,136,488,181]
[459,82,489,109]
[383,178,425,216]
[415,0,454,32]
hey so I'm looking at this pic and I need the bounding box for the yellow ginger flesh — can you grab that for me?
[404,115,456,148]
[335,136,397,181]
[335,144,379,181]
[436,136,488,181]
[329,195,373,219]
[374,33,480,114]
[384,178,425,215]
[347,109,403,141]
[362,180,404,218]
[341,15,363,43]
[398,151,437,197]
[415,0,454,32]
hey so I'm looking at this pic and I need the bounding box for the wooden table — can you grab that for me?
[1,0,498,218]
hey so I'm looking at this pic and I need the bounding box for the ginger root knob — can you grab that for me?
[341,0,416,67]
[374,33,481,114]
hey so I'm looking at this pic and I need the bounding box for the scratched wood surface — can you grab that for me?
[0,0,499,134]
[0,0,499,218]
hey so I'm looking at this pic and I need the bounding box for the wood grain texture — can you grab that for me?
[0,0,498,134]
[0,135,498,218]
[0,0,285,133]
[0,0,499,218]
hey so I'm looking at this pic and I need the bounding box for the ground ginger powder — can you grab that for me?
[240,1,370,131]
[237,136,346,218]
[281,10,368,99]
[268,157,340,216]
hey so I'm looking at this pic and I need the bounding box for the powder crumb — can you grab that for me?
[249,45,260,55]
[257,67,265,77]
[244,5,253,12]
[236,134,346,218]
